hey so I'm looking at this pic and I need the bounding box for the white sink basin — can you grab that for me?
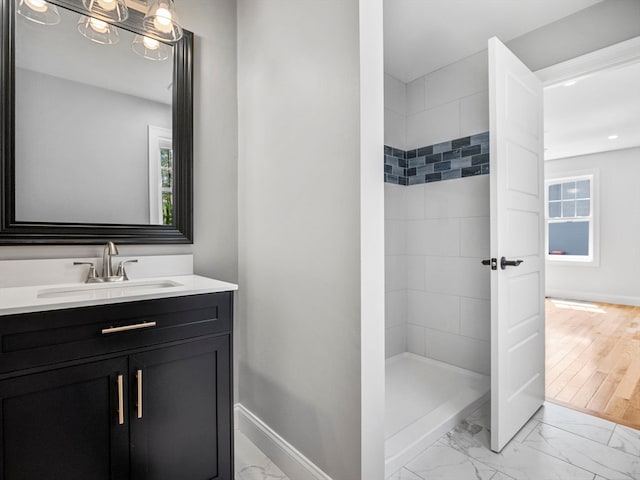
[37,279,183,299]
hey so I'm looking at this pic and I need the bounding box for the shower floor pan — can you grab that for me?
[385,353,490,477]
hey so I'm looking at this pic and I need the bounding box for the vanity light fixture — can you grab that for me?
[17,0,60,25]
[142,0,183,42]
[132,35,170,61]
[82,0,129,22]
[77,15,120,45]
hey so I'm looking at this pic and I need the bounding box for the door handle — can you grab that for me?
[500,257,523,269]
[482,258,497,270]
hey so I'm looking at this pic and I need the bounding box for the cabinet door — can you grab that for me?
[0,358,129,480]
[130,336,232,480]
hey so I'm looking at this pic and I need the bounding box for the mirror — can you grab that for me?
[0,0,193,244]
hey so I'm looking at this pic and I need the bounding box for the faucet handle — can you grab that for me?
[73,261,98,283]
[116,259,138,281]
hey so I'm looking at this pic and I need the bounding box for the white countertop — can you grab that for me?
[0,274,238,316]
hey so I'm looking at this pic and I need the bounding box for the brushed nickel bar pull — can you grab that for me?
[117,374,124,425]
[101,321,157,335]
[136,369,143,419]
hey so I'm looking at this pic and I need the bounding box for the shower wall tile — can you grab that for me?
[461,91,489,135]
[385,183,408,220]
[424,256,490,300]
[405,184,425,219]
[460,217,490,258]
[386,324,407,359]
[385,220,407,255]
[406,219,460,256]
[407,324,426,356]
[460,297,491,341]
[386,291,407,328]
[408,291,460,334]
[406,102,460,149]
[406,256,425,291]
[424,175,490,219]
[425,328,490,375]
[386,255,408,292]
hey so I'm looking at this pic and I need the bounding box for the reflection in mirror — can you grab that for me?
[14,1,174,225]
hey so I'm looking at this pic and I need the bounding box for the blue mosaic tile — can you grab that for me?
[462,165,482,177]
[461,145,481,157]
[452,137,471,148]
[384,131,488,186]
[385,173,399,184]
[392,148,405,159]
[471,153,489,166]
[417,146,433,156]
[409,156,426,168]
[443,149,461,161]
[451,157,472,169]
[416,163,434,175]
[434,161,451,172]
[433,141,452,154]
[442,169,462,180]
[471,132,489,144]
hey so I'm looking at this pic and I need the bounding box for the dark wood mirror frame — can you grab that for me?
[0,0,193,244]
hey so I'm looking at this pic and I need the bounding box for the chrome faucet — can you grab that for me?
[102,241,118,278]
[74,242,138,283]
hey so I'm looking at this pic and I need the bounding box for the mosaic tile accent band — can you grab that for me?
[384,132,489,186]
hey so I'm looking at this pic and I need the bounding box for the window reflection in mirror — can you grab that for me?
[14,0,174,225]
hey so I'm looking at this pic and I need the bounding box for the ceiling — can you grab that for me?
[544,61,640,160]
[384,0,603,83]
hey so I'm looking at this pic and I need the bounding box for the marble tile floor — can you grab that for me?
[235,431,290,480]
[388,401,640,480]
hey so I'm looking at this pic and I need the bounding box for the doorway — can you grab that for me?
[539,38,640,429]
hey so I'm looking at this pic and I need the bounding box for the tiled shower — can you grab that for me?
[383,51,492,476]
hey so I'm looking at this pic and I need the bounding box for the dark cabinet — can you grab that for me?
[0,292,233,480]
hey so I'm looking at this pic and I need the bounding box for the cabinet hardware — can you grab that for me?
[117,374,124,425]
[101,321,157,335]
[136,369,143,419]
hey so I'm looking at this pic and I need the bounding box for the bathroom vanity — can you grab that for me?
[0,258,236,480]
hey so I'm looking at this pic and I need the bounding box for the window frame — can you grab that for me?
[544,170,599,266]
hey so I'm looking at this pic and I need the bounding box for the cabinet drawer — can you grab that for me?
[0,292,233,375]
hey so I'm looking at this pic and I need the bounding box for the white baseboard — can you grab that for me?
[546,290,640,307]
[235,403,333,480]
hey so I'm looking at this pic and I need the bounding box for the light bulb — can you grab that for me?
[142,36,160,50]
[89,17,109,33]
[97,0,116,11]
[24,0,48,12]
[154,6,173,33]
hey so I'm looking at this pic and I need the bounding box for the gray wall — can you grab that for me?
[508,0,640,71]
[0,0,239,287]
[15,68,171,225]
[237,1,371,478]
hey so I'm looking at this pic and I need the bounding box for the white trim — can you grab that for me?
[147,125,172,225]
[536,36,640,86]
[546,291,640,308]
[234,404,333,480]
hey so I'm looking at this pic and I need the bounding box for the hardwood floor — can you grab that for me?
[545,298,640,429]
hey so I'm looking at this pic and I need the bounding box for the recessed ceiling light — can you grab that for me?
[563,80,577,87]
[608,134,619,140]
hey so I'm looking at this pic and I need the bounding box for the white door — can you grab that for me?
[489,37,545,453]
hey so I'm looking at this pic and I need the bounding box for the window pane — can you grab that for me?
[548,184,561,201]
[548,201,562,218]
[575,180,590,199]
[562,182,576,199]
[562,200,575,217]
[576,199,590,217]
[548,221,589,256]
